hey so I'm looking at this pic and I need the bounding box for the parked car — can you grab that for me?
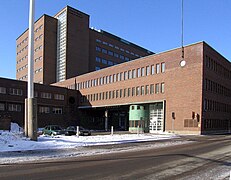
[65,126,91,136]
[42,125,64,136]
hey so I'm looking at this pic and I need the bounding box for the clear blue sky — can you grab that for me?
[1,0,230,79]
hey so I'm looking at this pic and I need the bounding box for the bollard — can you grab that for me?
[111,126,113,136]
[76,126,79,138]
[137,125,140,135]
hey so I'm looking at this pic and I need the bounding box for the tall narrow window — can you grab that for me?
[146,66,150,76]
[155,83,160,94]
[141,86,144,95]
[137,68,141,77]
[161,63,165,73]
[161,83,165,93]
[150,84,154,94]
[151,65,155,75]
[141,67,145,76]
[145,85,149,95]
[156,64,160,74]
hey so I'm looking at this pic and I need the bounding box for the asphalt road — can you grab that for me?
[0,135,230,180]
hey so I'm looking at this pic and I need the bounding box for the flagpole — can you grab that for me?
[26,0,37,141]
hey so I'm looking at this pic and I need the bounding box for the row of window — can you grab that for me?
[17,24,43,48]
[96,39,142,58]
[17,44,43,55]
[39,106,63,114]
[96,46,131,62]
[17,45,28,55]
[0,103,63,115]
[204,99,231,113]
[72,63,165,90]
[81,83,165,103]
[96,57,117,66]
[203,119,230,130]
[35,34,43,42]
[17,37,28,48]
[17,56,43,71]
[0,103,21,112]
[34,25,43,33]
[17,55,28,64]
[204,78,231,97]
[205,55,231,79]
[17,66,42,74]
[0,87,64,100]
[34,45,43,52]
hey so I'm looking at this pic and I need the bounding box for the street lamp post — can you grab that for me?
[25,0,37,141]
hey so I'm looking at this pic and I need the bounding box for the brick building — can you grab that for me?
[0,77,79,129]
[54,42,231,134]
[16,6,153,85]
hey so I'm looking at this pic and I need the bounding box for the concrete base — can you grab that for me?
[27,98,37,141]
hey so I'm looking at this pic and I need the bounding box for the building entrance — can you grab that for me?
[149,102,164,133]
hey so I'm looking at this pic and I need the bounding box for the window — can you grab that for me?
[145,85,149,95]
[102,59,107,64]
[108,50,113,56]
[120,89,123,98]
[96,46,101,52]
[161,83,165,93]
[113,74,117,82]
[156,64,160,74]
[0,87,6,94]
[41,92,52,99]
[120,55,124,60]
[96,57,101,62]
[155,83,160,94]
[8,104,21,112]
[39,106,50,114]
[137,68,141,77]
[114,52,119,58]
[150,84,154,94]
[161,63,165,73]
[0,103,5,111]
[54,94,64,100]
[132,69,136,78]
[116,90,119,98]
[102,48,107,54]
[9,88,23,96]
[95,66,100,71]
[141,67,145,76]
[151,65,155,75]
[124,71,127,80]
[52,107,62,114]
[124,88,126,97]
[132,87,135,96]
[108,61,113,66]
[96,39,101,43]
[146,66,150,76]
[128,88,130,97]
[128,70,132,79]
[120,72,123,81]
[136,86,140,96]
[141,86,144,95]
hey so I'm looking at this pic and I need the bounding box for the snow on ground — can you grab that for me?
[0,124,178,152]
[0,123,185,164]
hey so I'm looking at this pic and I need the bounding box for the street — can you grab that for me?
[0,135,230,180]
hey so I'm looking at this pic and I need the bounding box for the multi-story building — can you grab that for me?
[54,42,231,134]
[16,6,153,85]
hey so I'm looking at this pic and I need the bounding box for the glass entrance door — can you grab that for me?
[149,103,164,133]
